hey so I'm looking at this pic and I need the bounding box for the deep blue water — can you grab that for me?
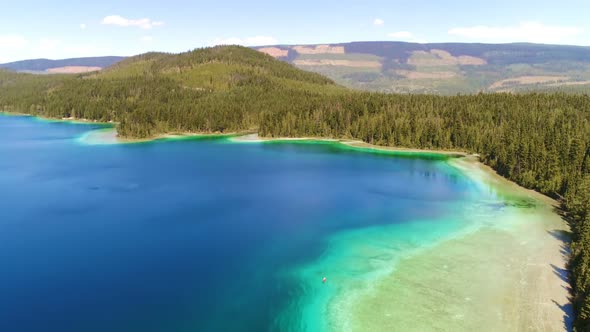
[0,115,481,331]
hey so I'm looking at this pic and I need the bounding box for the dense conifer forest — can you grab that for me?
[0,45,589,330]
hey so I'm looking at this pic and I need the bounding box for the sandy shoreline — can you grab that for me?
[77,127,240,145]
[340,213,571,331]
[231,133,469,156]
[77,128,471,159]
[448,158,570,330]
[450,156,561,208]
[328,158,571,331]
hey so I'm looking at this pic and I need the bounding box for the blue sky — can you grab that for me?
[1,0,589,62]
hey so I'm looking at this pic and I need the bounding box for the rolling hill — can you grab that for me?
[0,56,125,74]
[0,46,340,137]
[256,41,590,94]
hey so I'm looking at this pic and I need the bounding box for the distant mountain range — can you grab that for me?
[255,41,590,94]
[3,41,590,93]
[0,56,125,74]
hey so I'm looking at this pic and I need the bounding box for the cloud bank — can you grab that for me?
[388,31,427,43]
[0,35,27,50]
[102,15,164,29]
[389,31,413,39]
[448,22,584,44]
[212,36,278,46]
[373,18,384,26]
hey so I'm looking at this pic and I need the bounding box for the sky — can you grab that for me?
[1,0,589,63]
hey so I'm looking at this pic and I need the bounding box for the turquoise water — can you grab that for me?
[0,114,501,331]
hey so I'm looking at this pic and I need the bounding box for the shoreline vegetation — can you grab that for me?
[73,123,468,158]
[77,126,242,145]
[1,45,589,329]
[231,133,468,156]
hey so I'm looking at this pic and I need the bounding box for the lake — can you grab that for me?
[0,114,568,331]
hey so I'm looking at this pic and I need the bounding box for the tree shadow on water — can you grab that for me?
[547,230,572,259]
[547,229,572,244]
[552,299,574,332]
[547,229,574,331]
[551,263,570,284]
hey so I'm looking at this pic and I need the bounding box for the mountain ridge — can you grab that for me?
[0,56,125,73]
[3,41,590,93]
[255,41,590,94]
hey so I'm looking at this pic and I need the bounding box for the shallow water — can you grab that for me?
[0,114,563,331]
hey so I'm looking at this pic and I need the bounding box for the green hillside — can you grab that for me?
[256,41,590,94]
[0,46,340,137]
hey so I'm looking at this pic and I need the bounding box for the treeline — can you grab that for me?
[1,75,334,138]
[1,46,590,329]
[260,93,590,194]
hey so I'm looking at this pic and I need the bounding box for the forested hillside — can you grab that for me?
[0,46,339,137]
[1,45,589,330]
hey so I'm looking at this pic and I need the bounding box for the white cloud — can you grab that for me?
[101,15,164,29]
[64,44,114,58]
[80,23,87,30]
[0,36,118,63]
[387,31,427,43]
[38,38,61,52]
[448,22,584,44]
[389,31,413,39]
[34,40,112,60]
[0,35,27,50]
[140,36,153,42]
[373,18,384,26]
[212,36,278,46]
